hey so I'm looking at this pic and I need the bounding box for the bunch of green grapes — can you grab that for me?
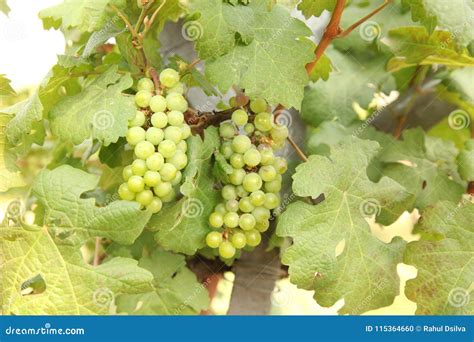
[118,68,191,213]
[206,98,289,259]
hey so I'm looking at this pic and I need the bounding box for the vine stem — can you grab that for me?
[109,4,137,38]
[93,237,101,266]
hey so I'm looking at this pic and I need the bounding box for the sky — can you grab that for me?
[0,0,64,90]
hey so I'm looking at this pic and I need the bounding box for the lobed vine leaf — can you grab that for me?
[297,0,336,18]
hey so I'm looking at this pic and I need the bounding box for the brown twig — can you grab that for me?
[143,0,168,37]
[187,58,202,71]
[109,4,137,38]
[93,237,102,266]
[288,136,308,162]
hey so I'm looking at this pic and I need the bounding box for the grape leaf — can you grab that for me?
[116,249,209,314]
[309,52,333,82]
[402,0,474,45]
[32,165,151,246]
[1,227,153,315]
[277,138,409,314]
[148,128,220,255]
[379,128,465,210]
[404,200,474,314]
[192,1,314,109]
[0,75,15,97]
[49,66,135,146]
[297,0,336,18]
[0,113,25,191]
[0,0,9,16]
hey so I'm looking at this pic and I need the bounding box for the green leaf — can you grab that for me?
[457,140,474,182]
[380,128,465,210]
[402,0,474,45]
[404,200,474,314]
[116,249,209,314]
[49,66,135,146]
[0,74,15,97]
[277,138,409,314]
[0,0,9,16]
[0,113,25,191]
[32,165,151,246]
[1,227,153,315]
[309,52,333,82]
[148,128,220,255]
[192,1,314,109]
[297,0,336,18]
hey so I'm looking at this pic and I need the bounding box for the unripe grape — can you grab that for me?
[239,213,256,231]
[151,112,168,128]
[254,112,273,132]
[136,189,154,206]
[137,78,154,92]
[229,96,237,107]
[135,90,152,108]
[230,154,245,169]
[181,124,191,139]
[243,148,261,167]
[272,140,285,151]
[245,230,261,247]
[235,185,248,198]
[224,212,239,228]
[146,127,164,145]
[164,126,183,144]
[264,192,280,209]
[214,203,227,214]
[167,150,188,170]
[259,165,277,182]
[161,188,176,203]
[250,190,266,207]
[231,232,247,249]
[131,159,148,176]
[219,241,236,259]
[220,142,234,159]
[209,212,224,228]
[225,199,239,212]
[255,220,270,233]
[166,93,188,112]
[260,148,275,166]
[264,179,282,193]
[177,140,188,152]
[242,172,262,192]
[271,124,289,142]
[147,197,163,214]
[128,175,145,193]
[129,110,146,127]
[159,68,180,88]
[153,182,172,197]
[274,157,288,174]
[146,152,164,171]
[167,82,185,95]
[244,123,255,134]
[206,231,223,249]
[219,122,236,139]
[238,197,254,213]
[168,110,184,126]
[222,185,237,200]
[122,165,133,181]
[250,98,267,113]
[171,170,182,186]
[252,206,270,223]
[160,163,177,182]
[118,183,135,201]
[232,109,248,126]
[150,95,167,113]
[126,126,146,146]
[229,168,246,185]
[143,170,161,187]
[158,140,177,158]
[134,141,155,159]
[232,135,252,153]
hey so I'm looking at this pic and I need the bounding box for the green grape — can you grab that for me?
[122,165,133,181]
[153,182,172,197]
[135,90,152,108]
[272,141,285,151]
[158,140,177,158]
[181,124,191,139]
[171,170,182,186]
[159,68,180,88]
[147,197,163,214]
[167,150,188,170]
[219,241,236,259]
[231,232,247,249]
[167,82,185,95]
[243,148,261,167]
[242,172,262,192]
[214,203,227,214]
[260,148,275,166]
[252,206,271,223]
[160,163,177,182]
[255,220,270,233]
[225,199,239,212]
[136,189,154,206]
[164,126,183,144]
[206,231,223,249]
[137,78,154,92]
[221,185,237,200]
[250,98,267,113]
[126,126,146,146]
[229,168,246,186]
[151,112,168,128]
[219,122,236,139]
[128,175,145,193]
[145,127,164,145]
[244,123,255,135]
[168,110,184,126]
[235,185,248,198]
[143,170,161,187]
[238,197,255,213]
[129,110,146,127]
[146,153,164,171]
[245,230,261,247]
[177,140,188,152]
[259,165,277,182]
[161,188,176,203]
[131,159,148,176]
[230,154,245,169]
[134,141,155,159]
[220,141,234,159]
[118,183,135,201]
[209,212,224,228]
[166,93,188,112]
[231,109,248,126]
[271,124,289,142]
[150,95,167,112]
[254,112,273,132]
[274,157,288,174]
[264,179,282,193]
[229,96,237,107]
[249,190,266,206]
[231,135,252,154]
[264,193,280,209]
[239,213,256,231]
[224,212,239,228]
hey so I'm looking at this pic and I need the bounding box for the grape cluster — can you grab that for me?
[118,69,191,213]
[206,98,288,259]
